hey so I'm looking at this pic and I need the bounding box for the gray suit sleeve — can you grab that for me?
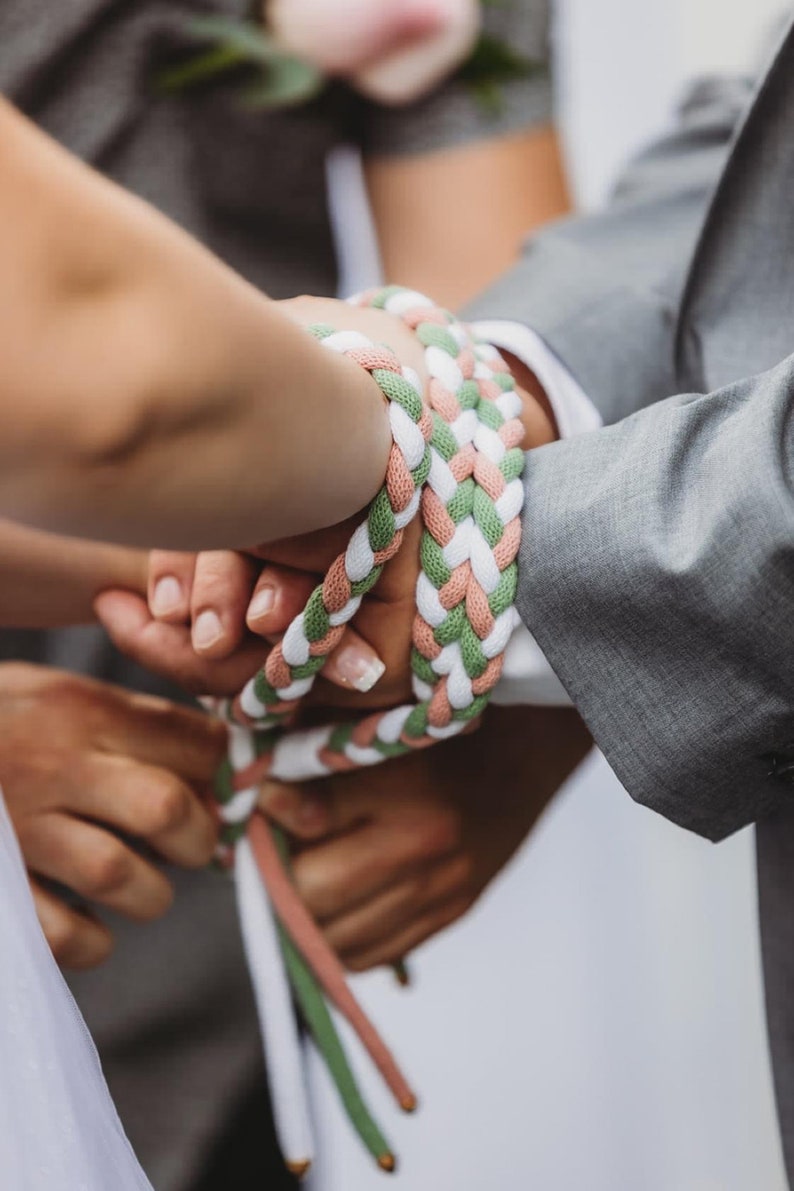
[464,76,754,424]
[518,356,794,841]
[465,71,792,841]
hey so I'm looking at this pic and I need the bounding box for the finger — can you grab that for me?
[246,563,386,690]
[96,590,268,696]
[87,687,228,784]
[249,518,358,574]
[29,877,113,970]
[259,772,374,841]
[342,897,472,974]
[260,781,339,841]
[290,820,423,923]
[75,754,218,868]
[54,662,228,782]
[259,755,443,843]
[322,853,472,958]
[190,551,259,659]
[321,626,386,693]
[148,551,197,623]
[22,813,174,922]
[246,564,318,639]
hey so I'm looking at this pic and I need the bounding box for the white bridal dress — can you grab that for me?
[0,790,153,1190]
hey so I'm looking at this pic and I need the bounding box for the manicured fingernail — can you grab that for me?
[192,609,223,651]
[151,576,182,616]
[333,643,386,692]
[248,585,276,621]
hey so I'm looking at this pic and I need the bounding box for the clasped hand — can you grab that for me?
[91,295,589,972]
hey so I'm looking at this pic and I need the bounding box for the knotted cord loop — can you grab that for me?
[215,288,526,851]
[215,288,527,1174]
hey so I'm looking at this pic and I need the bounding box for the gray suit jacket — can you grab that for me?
[467,20,794,1184]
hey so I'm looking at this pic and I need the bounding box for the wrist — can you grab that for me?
[502,351,559,445]
[320,347,393,516]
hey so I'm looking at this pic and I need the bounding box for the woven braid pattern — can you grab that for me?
[215,288,525,848]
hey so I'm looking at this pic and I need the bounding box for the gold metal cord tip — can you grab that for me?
[286,1160,312,1179]
[400,1094,418,1113]
[378,1153,396,1172]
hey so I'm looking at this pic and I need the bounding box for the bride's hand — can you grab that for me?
[95,293,429,701]
[95,521,416,706]
[96,312,557,708]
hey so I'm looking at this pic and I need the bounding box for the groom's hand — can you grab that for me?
[0,663,225,968]
[260,705,592,970]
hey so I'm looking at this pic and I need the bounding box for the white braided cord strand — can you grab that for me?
[215,288,525,846]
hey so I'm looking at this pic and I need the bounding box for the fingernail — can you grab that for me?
[192,609,223,651]
[333,643,386,692]
[151,576,182,616]
[248,585,276,621]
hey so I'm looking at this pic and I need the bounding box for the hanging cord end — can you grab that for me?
[285,1159,312,1179]
[392,958,411,987]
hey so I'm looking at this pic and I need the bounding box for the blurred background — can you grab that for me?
[314,2,792,1189]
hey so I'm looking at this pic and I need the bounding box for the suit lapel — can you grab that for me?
[676,20,794,392]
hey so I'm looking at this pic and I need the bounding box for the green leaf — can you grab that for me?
[241,57,324,109]
[158,44,248,92]
[158,11,543,118]
[460,32,543,88]
[470,79,503,116]
[458,31,546,114]
[158,17,324,108]
[187,17,283,63]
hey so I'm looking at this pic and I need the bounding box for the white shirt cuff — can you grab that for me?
[471,320,603,707]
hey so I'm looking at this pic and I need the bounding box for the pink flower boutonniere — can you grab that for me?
[159,1,544,114]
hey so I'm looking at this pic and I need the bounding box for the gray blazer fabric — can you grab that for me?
[516,359,794,843]
[469,19,794,1184]
[467,74,755,424]
[465,30,794,842]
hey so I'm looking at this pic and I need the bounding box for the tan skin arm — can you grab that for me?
[0,520,147,628]
[111,127,566,669]
[0,99,400,551]
[0,113,564,627]
[365,124,571,310]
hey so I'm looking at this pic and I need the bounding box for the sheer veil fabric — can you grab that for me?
[0,790,153,1190]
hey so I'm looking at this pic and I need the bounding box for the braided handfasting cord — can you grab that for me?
[216,286,526,1175]
[216,285,526,840]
